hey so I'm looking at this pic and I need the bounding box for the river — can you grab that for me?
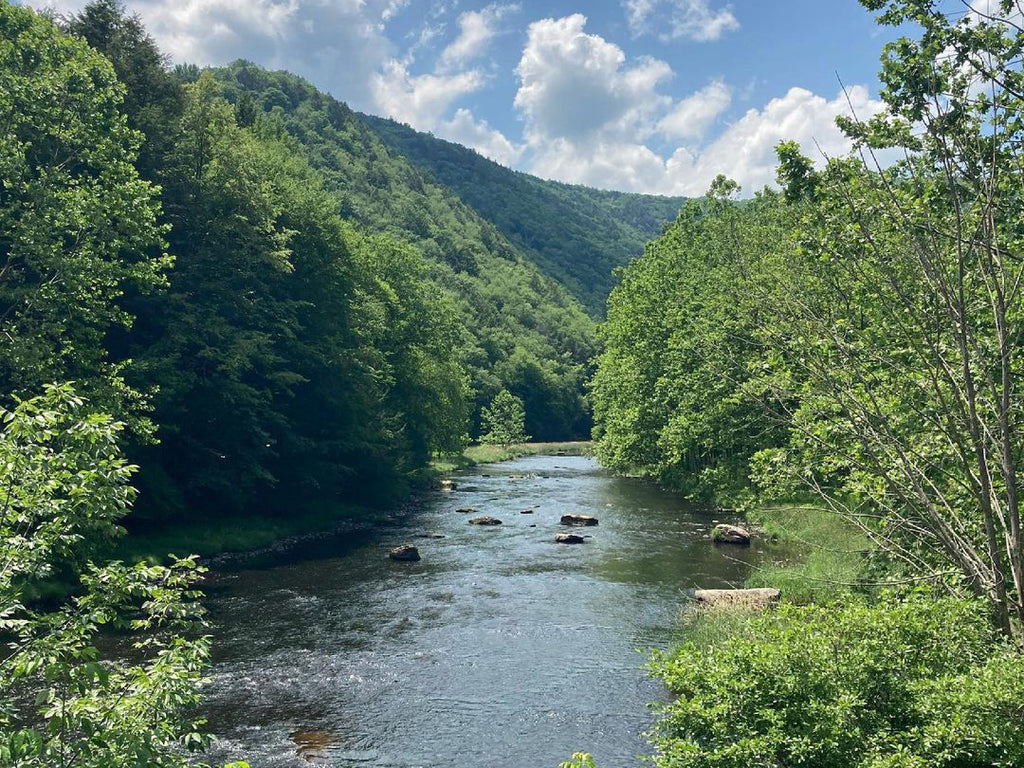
[202,454,757,768]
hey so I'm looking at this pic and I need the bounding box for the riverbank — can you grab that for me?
[430,440,592,472]
[118,441,593,564]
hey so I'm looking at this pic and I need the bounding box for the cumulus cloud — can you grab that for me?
[514,14,671,143]
[625,0,739,42]
[529,85,885,195]
[438,108,525,166]
[32,0,399,111]
[438,3,519,71]
[372,61,486,128]
[657,78,731,140]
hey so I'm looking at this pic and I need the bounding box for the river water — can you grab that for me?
[202,455,756,768]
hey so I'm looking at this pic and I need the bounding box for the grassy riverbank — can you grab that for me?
[431,441,592,472]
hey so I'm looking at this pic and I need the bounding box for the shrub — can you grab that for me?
[648,597,1024,768]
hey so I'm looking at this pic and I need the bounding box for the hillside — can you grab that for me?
[361,114,686,315]
[207,61,599,441]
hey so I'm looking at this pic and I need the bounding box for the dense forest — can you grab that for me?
[0,0,682,531]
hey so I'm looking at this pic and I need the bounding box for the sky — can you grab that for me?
[27,0,922,196]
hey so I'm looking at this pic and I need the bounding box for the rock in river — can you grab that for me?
[439,479,456,491]
[468,516,503,526]
[711,523,751,545]
[389,545,421,561]
[455,507,478,514]
[555,532,586,544]
[560,514,598,526]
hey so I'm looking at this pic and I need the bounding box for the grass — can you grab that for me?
[744,503,873,604]
[430,440,592,472]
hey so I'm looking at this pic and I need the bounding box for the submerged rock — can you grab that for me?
[560,514,598,526]
[555,532,586,544]
[468,516,503,526]
[389,544,421,561]
[291,729,338,763]
[691,587,780,608]
[455,507,478,514]
[414,532,445,539]
[520,508,535,514]
[712,523,751,545]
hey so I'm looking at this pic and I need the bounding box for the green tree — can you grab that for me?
[0,1,169,429]
[757,0,1024,636]
[0,385,238,768]
[480,389,529,447]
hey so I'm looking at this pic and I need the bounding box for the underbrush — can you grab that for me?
[648,597,1024,768]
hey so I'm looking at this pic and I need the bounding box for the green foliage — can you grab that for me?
[480,389,530,447]
[0,1,169,430]
[130,72,469,519]
[591,186,791,504]
[363,113,685,316]
[744,505,873,604]
[649,598,1024,768]
[0,384,226,768]
[559,752,597,768]
[207,61,599,443]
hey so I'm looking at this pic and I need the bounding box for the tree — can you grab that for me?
[0,385,241,768]
[480,389,530,447]
[759,0,1024,637]
[0,1,169,429]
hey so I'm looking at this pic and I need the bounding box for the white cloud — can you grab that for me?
[625,0,739,42]
[438,108,524,166]
[438,3,519,71]
[514,14,671,144]
[32,0,398,111]
[657,78,731,140]
[372,60,486,129]
[530,85,885,196]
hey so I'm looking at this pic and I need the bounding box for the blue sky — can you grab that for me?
[34,0,918,195]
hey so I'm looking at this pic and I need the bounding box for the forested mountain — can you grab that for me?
[363,114,686,315]
[0,0,618,529]
[203,61,599,442]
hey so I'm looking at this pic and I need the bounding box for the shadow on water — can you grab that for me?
[202,455,759,768]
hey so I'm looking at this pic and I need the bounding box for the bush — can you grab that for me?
[648,597,1024,768]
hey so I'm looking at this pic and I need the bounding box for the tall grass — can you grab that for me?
[744,504,872,604]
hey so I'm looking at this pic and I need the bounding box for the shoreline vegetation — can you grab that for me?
[118,441,593,565]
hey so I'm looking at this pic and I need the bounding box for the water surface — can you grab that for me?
[204,455,756,768]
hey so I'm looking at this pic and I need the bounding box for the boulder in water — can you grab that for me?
[455,507,478,514]
[520,508,535,514]
[468,516,503,526]
[389,544,421,561]
[712,524,751,545]
[439,479,456,491]
[555,532,586,544]
[560,514,598,526]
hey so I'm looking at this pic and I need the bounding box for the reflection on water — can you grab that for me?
[203,456,757,768]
